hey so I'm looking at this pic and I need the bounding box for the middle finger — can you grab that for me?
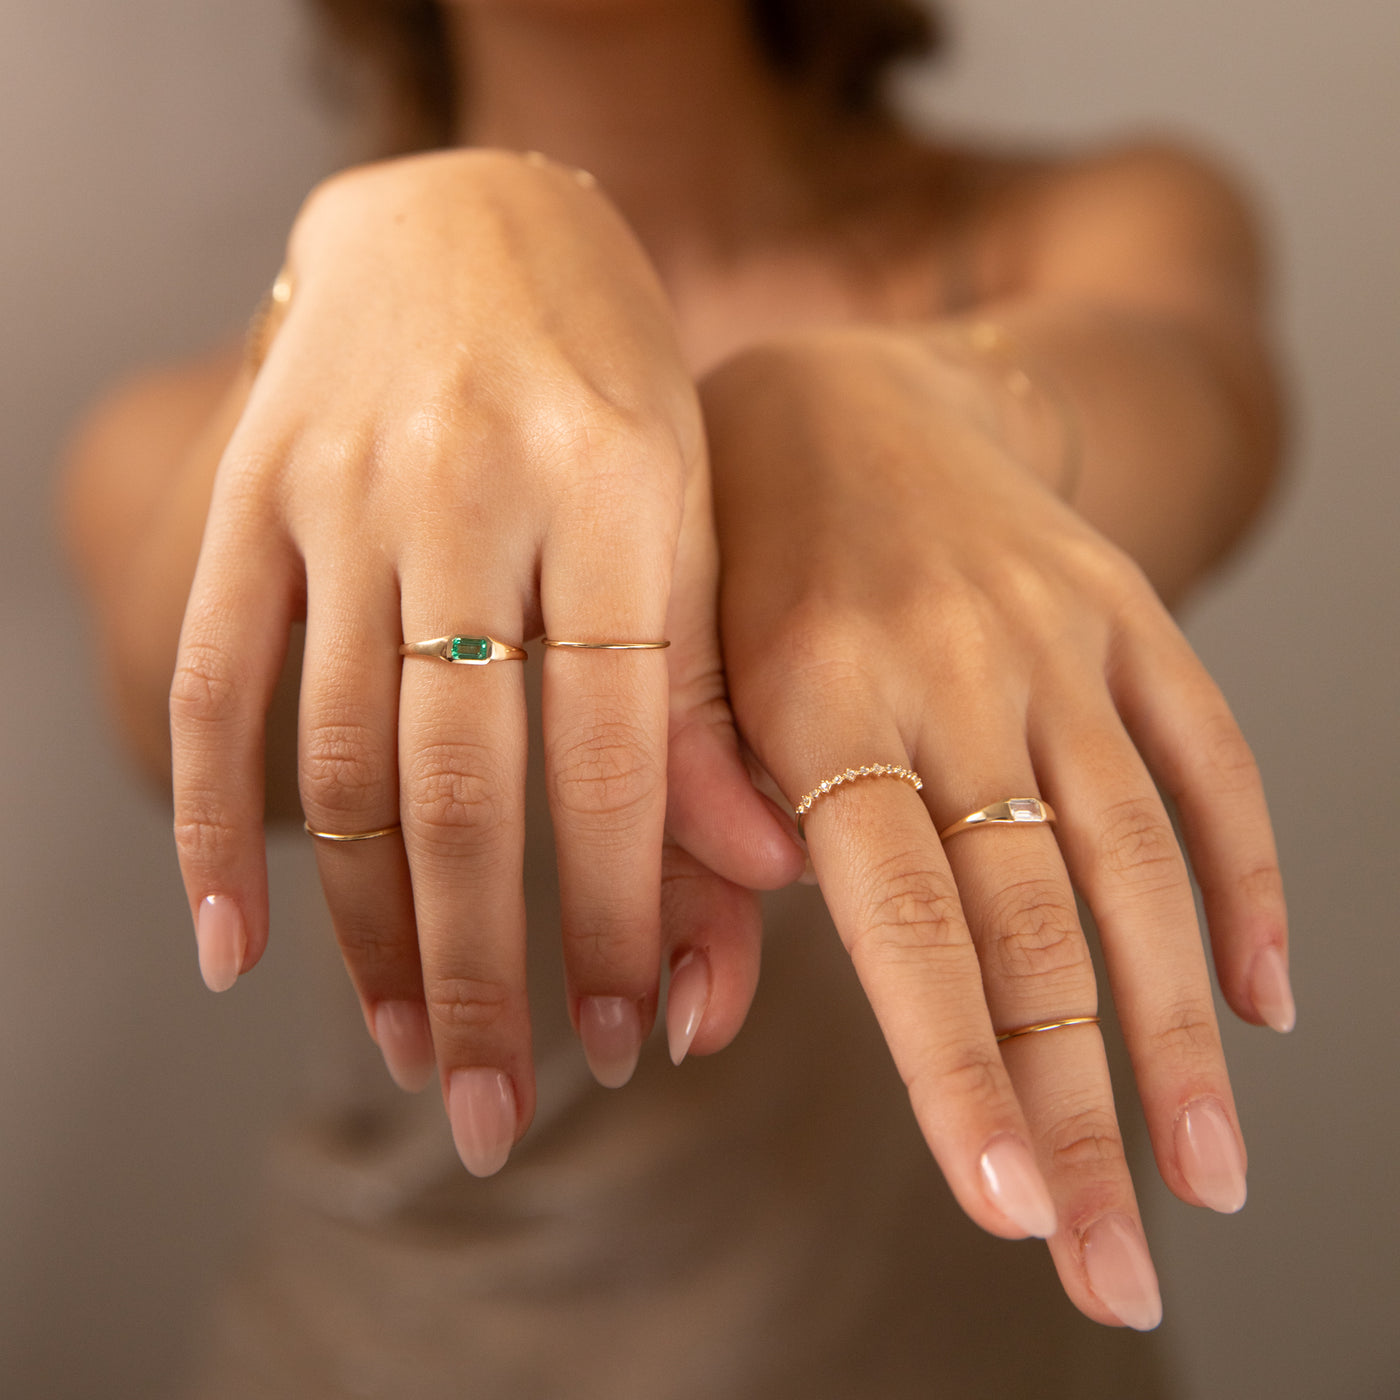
[398,572,534,1178]
[927,707,1161,1329]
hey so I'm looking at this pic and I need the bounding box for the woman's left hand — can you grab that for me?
[695,325,1288,1330]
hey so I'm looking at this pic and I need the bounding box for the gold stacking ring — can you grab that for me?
[939,798,1056,842]
[794,764,923,838]
[542,639,670,650]
[995,1015,1100,1045]
[304,821,402,843]
[399,635,527,665]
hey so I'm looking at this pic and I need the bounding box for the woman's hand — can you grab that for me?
[700,325,1289,1328]
[170,149,796,1175]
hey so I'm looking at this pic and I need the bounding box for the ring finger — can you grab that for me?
[928,711,1161,1330]
[1031,688,1248,1220]
[298,556,432,1093]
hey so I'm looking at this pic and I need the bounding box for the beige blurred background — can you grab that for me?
[1,1,1395,1396]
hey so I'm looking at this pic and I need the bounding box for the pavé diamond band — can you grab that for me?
[794,764,924,838]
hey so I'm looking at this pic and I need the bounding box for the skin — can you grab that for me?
[60,0,1292,1332]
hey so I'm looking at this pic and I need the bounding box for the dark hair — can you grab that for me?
[309,0,945,151]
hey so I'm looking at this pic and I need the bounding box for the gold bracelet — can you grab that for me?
[245,268,294,375]
[935,321,1082,504]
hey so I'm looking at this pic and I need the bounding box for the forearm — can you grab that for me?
[62,362,248,787]
[918,296,1284,604]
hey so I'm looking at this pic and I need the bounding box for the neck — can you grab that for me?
[446,1,824,271]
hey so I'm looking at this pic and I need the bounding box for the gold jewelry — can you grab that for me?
[939,798,1056,842]
[304,821,401,843]
[541,639,670,650]
[932,321,1082,503]
[795,764,923,838]
[523,150,599,189]
[246,268,293,374]
[995,1015,1100,1045]
[399,635,527,665]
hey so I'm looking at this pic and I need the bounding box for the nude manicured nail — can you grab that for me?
[373,1000,436,1094]
[448,1068,516,1178]
[667,951,710,1066]
[579,996,642,1088]
[1251,945,1296,1033]
[1176,1098,1247,1213]
[196,894,245,993]
[979,1135,1058,1238]
[1082,1214,1162,1331]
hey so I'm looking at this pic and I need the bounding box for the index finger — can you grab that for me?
[774,715,1058,1242]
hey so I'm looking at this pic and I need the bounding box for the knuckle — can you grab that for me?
[848,857,966,966]
[1150,1002,1221,1062]
[300,719,393,818]
[403,742,508,848]
[335,922,410,983]
[904,1044,1008,1124]
[1235,859,1285,910]
[980,877,1092,986]
[173,805,240,867]
[425,973,512,1038]
[736,642,873,734]
[1196,708,1262,791]
[169,642,242,733]
[1096,796,1184,890]
[565,915,652,971]
[927,578,998,657]
[549,719,659,824]
[1046,1107,1125,1176]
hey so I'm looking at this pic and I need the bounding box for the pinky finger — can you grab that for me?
[170,528,299,991]
[659,842,763,1064]
[1115,633,1293,1032]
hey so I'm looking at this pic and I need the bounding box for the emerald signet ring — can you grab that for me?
[398,635,528,665]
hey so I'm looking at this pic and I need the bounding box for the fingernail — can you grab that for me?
[372,1000,436,1094]
[666,951,710,1066]
[1251,945,1296,1033]
[1082,1214,1162,1331]
[196,894,245,993]
[979,1135,1058,1238]
[447,1068,516,1178]
[579,996,642,1088]
[1176,1098,1247,1213]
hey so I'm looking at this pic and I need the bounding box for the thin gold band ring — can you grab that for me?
[541,639,670,650]
[995,1015,1100,1045]
[304,821,402,843]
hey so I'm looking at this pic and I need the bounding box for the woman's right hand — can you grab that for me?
[170,149,798,1175]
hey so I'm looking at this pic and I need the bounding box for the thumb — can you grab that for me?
[666,456,804,891]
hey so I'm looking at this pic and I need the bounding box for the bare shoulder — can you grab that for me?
[59,346,243,584]
[964,134,1272,311]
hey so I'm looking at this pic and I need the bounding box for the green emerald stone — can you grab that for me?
[450,636,491,662]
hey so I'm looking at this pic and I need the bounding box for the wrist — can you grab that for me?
[916,321,1082,502]
[704,323,1079,502]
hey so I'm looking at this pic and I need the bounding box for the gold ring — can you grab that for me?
[541,639,670,650]
[246,268,293,374]
[995,1015,1100,1045]
[304,821,402,843]
[399,635,527,665]
[794,764,923,838]
[939,798,1056,842]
